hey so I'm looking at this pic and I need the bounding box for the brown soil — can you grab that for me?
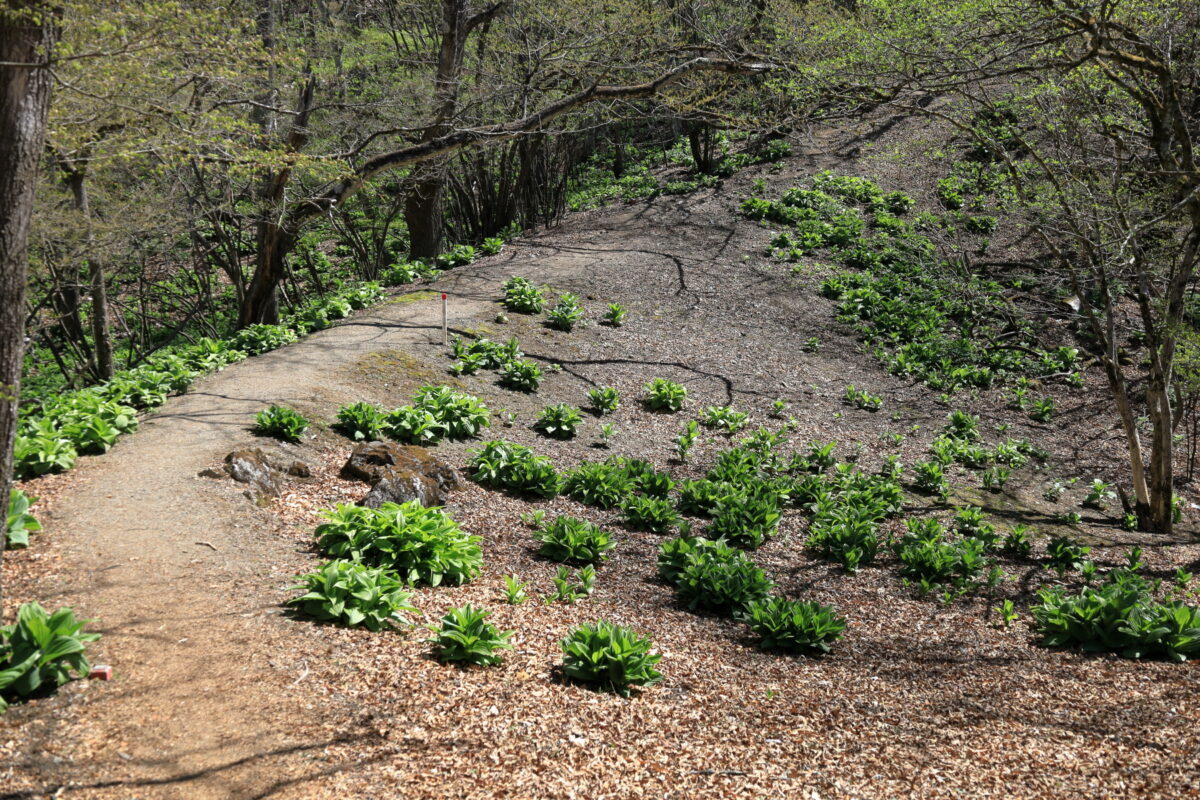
[3,119,1200,799]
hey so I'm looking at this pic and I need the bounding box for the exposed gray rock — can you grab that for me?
[223,448,281,497]
[341,441,460,507]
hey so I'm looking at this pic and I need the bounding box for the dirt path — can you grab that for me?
[2,283,510,798]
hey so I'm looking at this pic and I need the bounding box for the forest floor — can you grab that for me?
[3,118,1200,800]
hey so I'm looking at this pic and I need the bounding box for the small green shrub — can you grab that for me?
[501,574,529,605]
[536,516,615,565]
[546,293,585,331]
[843,385,882,411]
[436,243,477,268]
[1032,569,1200,661]
[382,406,444,445]
[588,386,620,414]
[710,491,781,549]
[671,540,774,614]
[6,490,41,549]
[254,405,309,442]
[480,236,505,255]
[413,385,491,440]
[674,419,700,462]
[1046,535,1090,575]
[231,323,298,355]
[315,501,482,586]
[499,359,542,392]
[469,440,560,498]
[893,518,989,594]
[0,602,100,713]
[805,501,880,573]
[547,564,597,604]
[701,405,750,432]
[561,461,633,509]
[643,378,687,412]
[621,495,680,535]
[429,605,513,666]
[912,460,948,497]
[502,276,545,313]
[740,597,847,655]
[13,433,77,479]
[533,403,583,439]
[335,402,386,441]
[289,560,417,631]
[602,303,627,327]
[560,621,662,696]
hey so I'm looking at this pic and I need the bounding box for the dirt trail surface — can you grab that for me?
[5,129,1200,799]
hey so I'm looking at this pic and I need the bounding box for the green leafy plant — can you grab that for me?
[588,386,620,414]
[843,385,882,411]
[598,423,616,446]
[912,460,948,498]
[602,303,627,327]
[480,236,504,255]
[547,564,596,604]
[254,405,309,442]
[546,293,585,331]
[560,461,633,509]
[643,378,687,412]
[1083,479,1116,510]
[1046,535,1091,576]
[502,574,530,605]
[1032,569,1200,661]
[13,433,77,479]
[621,495,681,535]
[536,516,615,565]
[710,490,781,549]
[1030,397,1056,423]
[0,602,100,713]
[805,501,882,573]
[412,385,491,440]
[701,405,750,432]
[674,420,700,462]
[560,621,662,696]
[315,501,482,586]
[469,440,560,498]
[231,323,298,355]
[669,539,774,614]
[428,605,512,666]
[1002,524,1034,557]
[533,403,583,439]
[944,410,981,441]
[6,490,41,549]
[740,597,847,655]
[289,560,417,631]
[335,402,386,441]
[499,359,542,392]
[502,276,545,313]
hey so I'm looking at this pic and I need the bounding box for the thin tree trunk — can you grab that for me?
[0,3,55,611]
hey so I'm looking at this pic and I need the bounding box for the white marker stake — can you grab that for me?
[442,293,448,344]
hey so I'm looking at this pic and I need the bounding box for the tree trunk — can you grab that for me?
[65,167,113,380]
[0,3,55,611]
[404,175,444,260]
[239,219,291,326]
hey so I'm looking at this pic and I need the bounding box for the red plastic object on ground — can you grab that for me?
[88,665,113,681]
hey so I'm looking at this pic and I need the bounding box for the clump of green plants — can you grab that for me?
[663,537,775,614]
[469,440,560,498]
[546,293,585,331]
[502,276,545,313]
[602,303,627,327]
[1030,397,1056,422]
[428,605,513,666]
[1,602,100,713]
[588,386,620,414]
[843,385,882,411]
[254,405,309,442]
[535,516,615,565]
[643,378,688,412]
[480,236,505,255]
[413,385,491,440]
[547,565,597,604]
[621,495,681,535]
[335,402,386,441]
[1032,569,1200,661]
[740,597,847,655]
[231,323,298,355]
[6,490,41,549]
[435,243,477,268]
[710,490,781,549]
[1002,524,1034,557]
[1045,535,1091,576]
[1083,479,1116,510]
[912,460,948,499]
[560,621,662,696]
[805,500,882,573]
[701,405,749,432]
[501,574,530,605]
[533,403,583,439]
[499,359,542,392]
[289,560,417,631]
[674,420,701,462]
[892,518,990,597]
[315,501,483,586]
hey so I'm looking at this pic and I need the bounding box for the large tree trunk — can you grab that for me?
[404,175,444,260]
[239,220,291,326]
[0,3,55,611]
[65,167,113,379]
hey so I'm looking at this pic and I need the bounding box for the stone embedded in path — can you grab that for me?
[341,441,459,507]
[223,449,282,497]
